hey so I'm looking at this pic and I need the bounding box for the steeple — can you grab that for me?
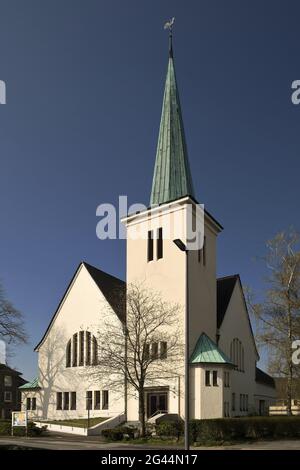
[150,28,195,206]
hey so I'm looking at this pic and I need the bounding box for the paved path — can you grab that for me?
[1,435,300,450]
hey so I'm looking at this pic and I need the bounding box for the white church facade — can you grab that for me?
[20,38,276,424]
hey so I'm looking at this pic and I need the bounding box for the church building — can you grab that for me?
[20,37,276,427]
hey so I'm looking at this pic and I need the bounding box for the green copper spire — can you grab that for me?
[150,33,195,206]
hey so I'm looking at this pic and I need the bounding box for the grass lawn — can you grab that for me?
[46,417,107,428]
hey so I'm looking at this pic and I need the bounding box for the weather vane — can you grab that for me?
[164,17,175,56]
[164,17,175,32]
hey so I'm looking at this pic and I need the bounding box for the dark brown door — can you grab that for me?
[147,392,168,418]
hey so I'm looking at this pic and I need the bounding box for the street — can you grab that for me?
[1,434,300,450]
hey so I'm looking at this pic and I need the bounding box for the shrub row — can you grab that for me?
[190,417,300,443]
[0,420,46,437]
[102,426,137,441]
[156,421,184,438]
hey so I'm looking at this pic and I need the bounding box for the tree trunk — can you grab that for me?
[287,357,293,415]
[138,388,146,437]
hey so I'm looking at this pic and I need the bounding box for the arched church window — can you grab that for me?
[230,338,245,372]
[65,331,98,368]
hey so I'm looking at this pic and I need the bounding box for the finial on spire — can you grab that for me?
[164,17,175,57]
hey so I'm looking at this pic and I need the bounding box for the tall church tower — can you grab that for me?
[122,34,222,419]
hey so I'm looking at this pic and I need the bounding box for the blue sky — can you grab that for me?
[1,0,300,379]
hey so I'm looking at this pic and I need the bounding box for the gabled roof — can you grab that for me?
[255,367,275,389]
[0,363,23,377]
[150,44,195,206]
[34,262,125,351]
[217,275,239,329]
[83,262,125,323]
[190,332,234,365]
[19,377,40,390]
[217,274,259,360]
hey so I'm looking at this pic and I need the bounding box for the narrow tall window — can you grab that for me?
[92,336,98,365]
[205,370,211,386]
[4,375,12,387]
[160,341,167,359]
[203,235,207,266]
[86,391,92,410]
[151,342,158,359]
[26,397,31,410]
[72,333,78,367]
[102,390,109,410]
[232,393,236,411]
[63,392,69,410]
[144,343,150,361]
[94,391,101,410]
[79,331,84,366]
[66,340,71,368]
[56,392,62,410]
[212,370,218,386]
[86,331,91,365]
[32,397,36,411]
[4,391,12,402]
[147,231,153,262]
[157,227,163,260]
[240,394,242,412]
[70,392,76,410]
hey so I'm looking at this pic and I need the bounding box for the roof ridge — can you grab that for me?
[82,261,125,284]
[217,274,240,281]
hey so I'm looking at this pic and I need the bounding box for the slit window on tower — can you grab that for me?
[147,231,153,262]
[203,236,207,266]
[157,227,163,259]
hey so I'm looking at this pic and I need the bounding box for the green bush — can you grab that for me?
[0,420,11,436]
[190,417,300,444]
[118,426,137,439]
[0,420,46,437]
[102,427,124,441]
[156,421,184,438]
[102,425,138,441]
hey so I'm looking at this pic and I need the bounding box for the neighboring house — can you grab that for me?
[274,377,300,401]
[21,38,276,423]
[268,378,300,415]
[0,363,27,419]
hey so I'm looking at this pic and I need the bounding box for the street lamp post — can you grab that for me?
[86,393,92,430]
[173,239,189,451]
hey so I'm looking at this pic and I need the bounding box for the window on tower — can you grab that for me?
[157,227,163,259]
[147,230,154,262]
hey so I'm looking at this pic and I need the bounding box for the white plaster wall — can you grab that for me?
[254,382,277,414]
[124,198,220,420]
[30,264,125,421]
[218,281,258,415]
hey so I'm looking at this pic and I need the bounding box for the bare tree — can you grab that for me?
[0,282,27,348]
[89,283,183,437]
[248,229,300,414]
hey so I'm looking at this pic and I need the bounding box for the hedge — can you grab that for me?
[102,426,137,441]
[156,421,184,438]
[190,417,300,443]
[0,420,47,437]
